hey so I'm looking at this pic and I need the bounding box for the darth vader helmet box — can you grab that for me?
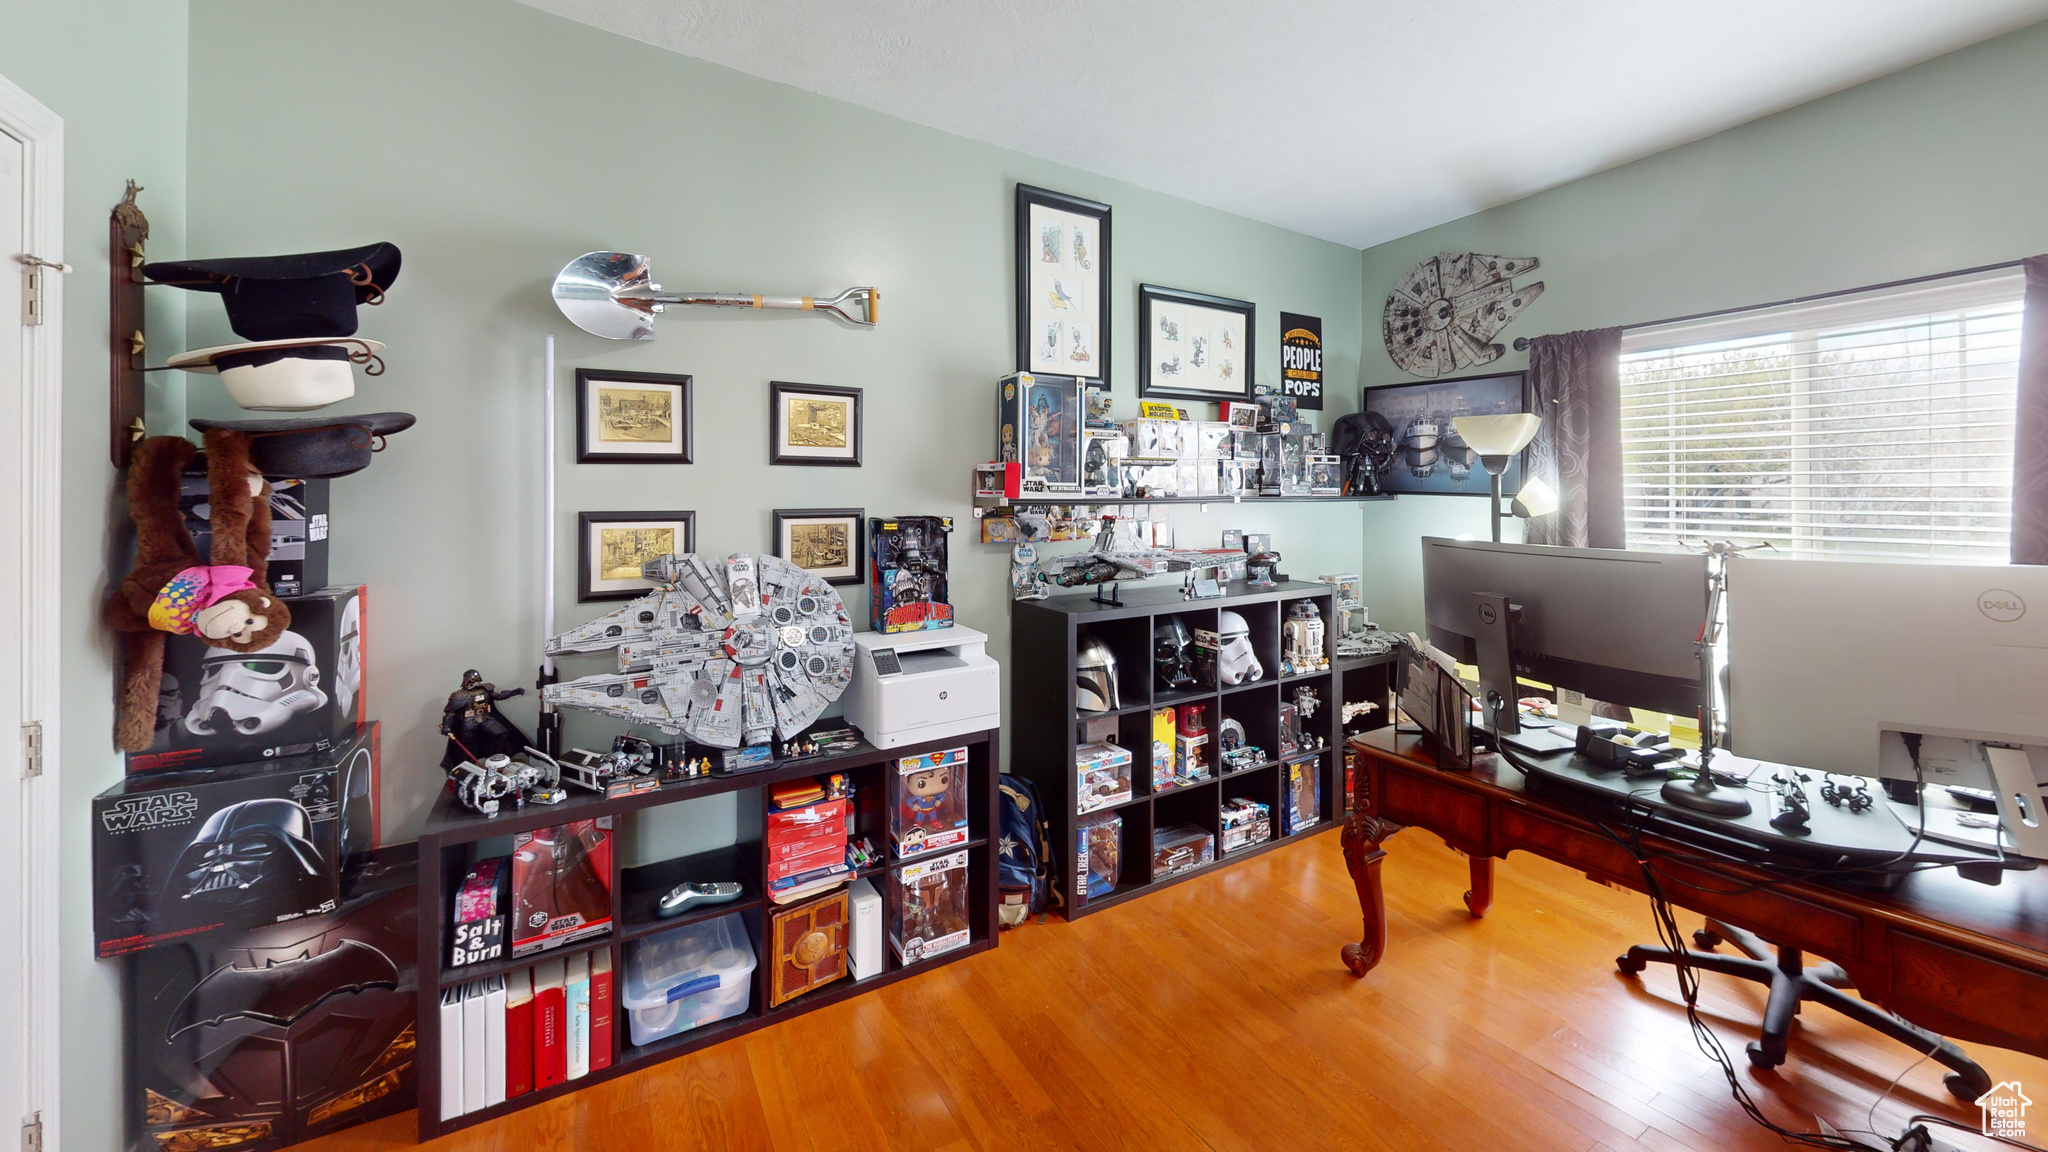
[129,849,417,1151]
[94,723,380,959]
[870,516,955,634]
[129,584,366,773]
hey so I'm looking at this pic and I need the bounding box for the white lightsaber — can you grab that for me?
[543,333,557,676]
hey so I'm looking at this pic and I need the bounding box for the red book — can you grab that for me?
[767,840,847,882]
[589,950,614,1072]
[532,958,567,1090]
[766,821,848,858]
[766,798,846,836]
[504,967,534,1098]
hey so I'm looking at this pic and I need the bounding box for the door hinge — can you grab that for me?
[22,721,43,779]
[16,254,70,327]
[20,1113,41,1152]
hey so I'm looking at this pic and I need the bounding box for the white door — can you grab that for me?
[0,122,25,1145]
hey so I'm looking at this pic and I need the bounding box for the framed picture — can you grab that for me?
[772,508,865,586]
[1361,371,1529,496]
[1138,284,1253,403]
[769,381,862,466]
[575,369,691,463]
[1016,184,1110,384]
[577,511,695,601]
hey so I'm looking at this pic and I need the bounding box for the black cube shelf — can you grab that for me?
[1011,581,1394,919]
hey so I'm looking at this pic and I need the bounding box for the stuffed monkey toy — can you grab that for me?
[109,431,292,750]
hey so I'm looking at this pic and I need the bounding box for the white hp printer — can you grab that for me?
[844,624,1001,749]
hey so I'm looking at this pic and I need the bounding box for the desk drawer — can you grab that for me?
[1888,932,2048,1051]
[1383,771,1487,853]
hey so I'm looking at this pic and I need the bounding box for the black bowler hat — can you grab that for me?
[189,412,416,479]
[144,243,401,341]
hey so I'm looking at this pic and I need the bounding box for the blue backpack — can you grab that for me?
[997,773,1056,926]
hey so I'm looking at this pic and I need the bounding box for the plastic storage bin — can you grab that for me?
[621,912,757,1046]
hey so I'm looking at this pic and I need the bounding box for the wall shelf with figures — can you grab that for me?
[1008,580,1395,920]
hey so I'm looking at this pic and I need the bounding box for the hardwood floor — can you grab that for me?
[310,829,2046,1151]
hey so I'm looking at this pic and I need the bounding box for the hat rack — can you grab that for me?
[110,180,148,468]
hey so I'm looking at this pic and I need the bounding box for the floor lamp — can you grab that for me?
[1451,414,1547,542]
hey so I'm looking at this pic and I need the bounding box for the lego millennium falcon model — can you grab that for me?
[542,552,855,747]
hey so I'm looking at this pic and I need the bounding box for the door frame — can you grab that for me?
[0,70,63,1152]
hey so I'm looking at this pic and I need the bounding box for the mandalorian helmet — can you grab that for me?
[186,630,329,737]
[1076,636,1120,712]
[1216,610,1263,686]
[165,798,326,911]
[1155,618,1196,690]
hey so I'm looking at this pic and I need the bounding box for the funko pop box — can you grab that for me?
[94,722,382,960]
[891,746,971,858]
[128,584,366,773]
[128,846,418,1152]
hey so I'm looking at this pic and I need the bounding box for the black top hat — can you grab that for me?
[189,412,416,479]
[143,243,401,342]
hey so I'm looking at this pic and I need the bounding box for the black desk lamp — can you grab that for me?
[1451,414,1545,542]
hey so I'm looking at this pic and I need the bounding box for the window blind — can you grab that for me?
[1619,272,2023,562]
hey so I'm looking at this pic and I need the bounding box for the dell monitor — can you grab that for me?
[1420,538,1711,731]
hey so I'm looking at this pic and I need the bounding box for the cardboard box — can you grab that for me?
[182,471,330,599]
[128,853,417,1151]
[128,584,366,773]
[997,372,1083,496]
[870,516,954,634]
[93,723,381,959]
[510,819,615,957]
[892,746,971,858]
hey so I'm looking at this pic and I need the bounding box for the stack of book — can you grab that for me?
[767,777,853,905]
[438,947,613,1122]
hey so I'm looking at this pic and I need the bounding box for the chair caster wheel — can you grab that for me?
[1945,1069,1992,1103]
[1616,954,1646,976]
[1745,1042,1782,1071]
[1692,928,1723,950]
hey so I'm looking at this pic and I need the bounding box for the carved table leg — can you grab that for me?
[1340,809,1405,977]
[1463,854,1494,918]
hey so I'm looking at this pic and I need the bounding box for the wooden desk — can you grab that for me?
[1340,729,2048,1064]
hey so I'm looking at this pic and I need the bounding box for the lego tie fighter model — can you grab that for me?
[552,251,879,340]
[543,552,856,748]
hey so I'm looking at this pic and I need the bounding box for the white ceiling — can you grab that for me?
[519,0,2048,249]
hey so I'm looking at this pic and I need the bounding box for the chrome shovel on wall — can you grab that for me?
[551,250,879,339]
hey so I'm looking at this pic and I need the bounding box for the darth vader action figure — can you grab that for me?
[440,669,530,768]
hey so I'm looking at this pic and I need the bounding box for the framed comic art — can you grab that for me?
[575,368,692,463]
[769,381,863,466]
[1361,371,1529,496]
[1016,184,1110,385]
[772,508,865,586]
[578,510,695,601]
[1138,284,1253,403]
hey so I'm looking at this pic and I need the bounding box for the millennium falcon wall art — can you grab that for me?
[543,552,855,747]
[1382,252,1544,378]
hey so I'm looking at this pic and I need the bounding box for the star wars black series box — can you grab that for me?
[127,584,366,773]
[95,722,381,959]
[128,846,418,1151]
[182,469,330,598]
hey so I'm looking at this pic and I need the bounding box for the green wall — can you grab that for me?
[0,2,190,1150]
[1357,18,2048,633]
[182,0,1367,853]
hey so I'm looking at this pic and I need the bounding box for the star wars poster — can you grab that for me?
[1280,312,1324,410]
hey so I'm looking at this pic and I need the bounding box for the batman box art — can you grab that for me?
[95,724,380,959]
[129,867,417,1151]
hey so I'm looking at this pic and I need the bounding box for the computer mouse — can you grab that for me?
[656,881,743,919]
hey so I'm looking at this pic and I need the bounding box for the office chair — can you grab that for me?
[1617,918,1992,1102]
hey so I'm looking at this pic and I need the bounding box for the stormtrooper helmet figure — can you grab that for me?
[185,629,328,737]
[1216,610,1263,686]
[1076,635,1121,712]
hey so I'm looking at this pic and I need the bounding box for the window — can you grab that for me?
[1619,271,2023,562]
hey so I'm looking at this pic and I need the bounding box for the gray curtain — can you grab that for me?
[2014,256,2048,564]
[1523,327,1625,548]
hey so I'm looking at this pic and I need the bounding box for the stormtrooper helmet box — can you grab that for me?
[182,469,330,598]
[870,516,954,634]
[93,722,381,959]
[127,852,417,1151]
[891,745,971,859]
[128,584,366,773]
[997,372,1083,496]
